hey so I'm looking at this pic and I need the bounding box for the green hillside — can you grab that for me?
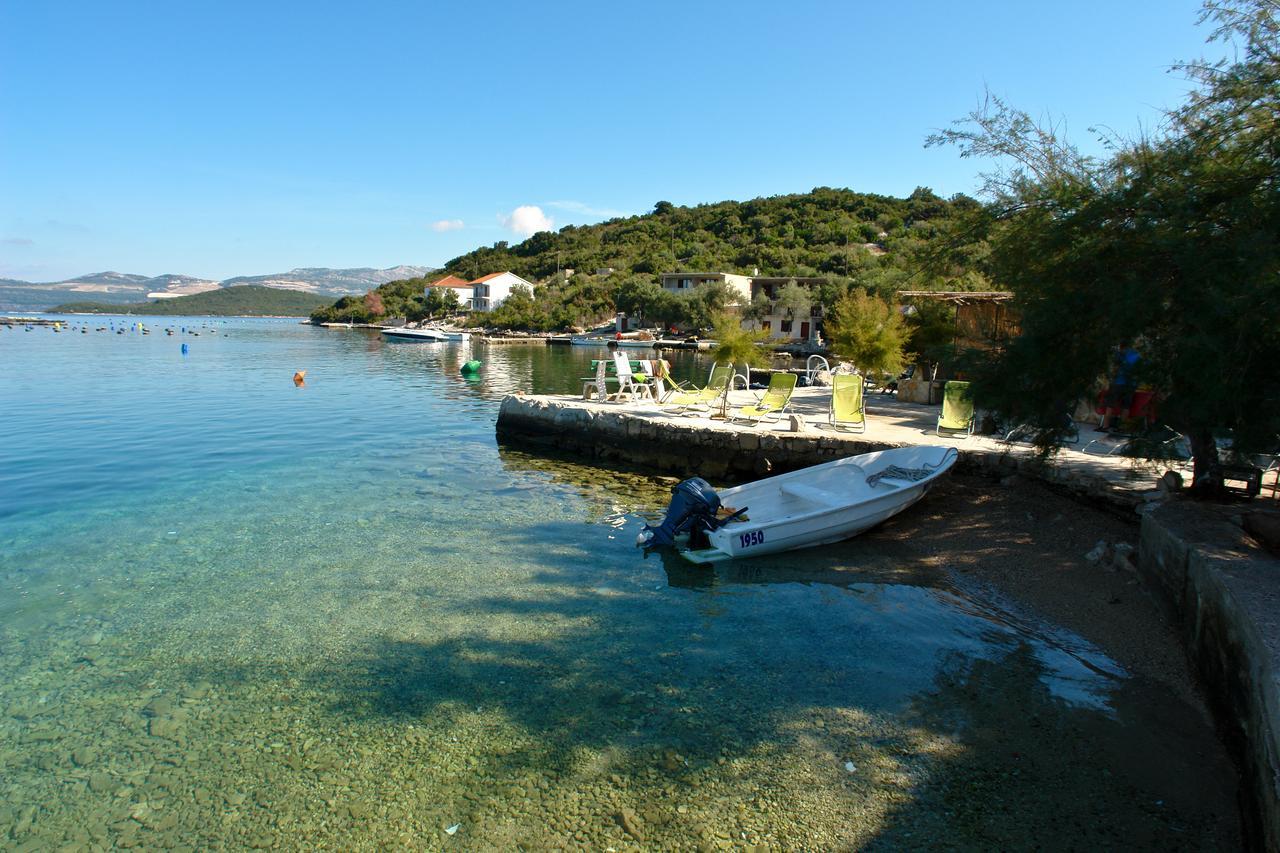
[310,186,991,328]
[51,285,334,317]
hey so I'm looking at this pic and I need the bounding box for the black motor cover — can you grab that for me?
[641,477,722,548]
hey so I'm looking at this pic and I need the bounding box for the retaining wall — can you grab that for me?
[1141,504,1280,849]
[496,394,1140,508]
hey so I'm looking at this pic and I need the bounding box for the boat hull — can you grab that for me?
[681,446,958,565]
[381,328,446,342]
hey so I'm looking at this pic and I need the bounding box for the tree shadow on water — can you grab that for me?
[861,641,1242,850]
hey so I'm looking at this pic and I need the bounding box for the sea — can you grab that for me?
[0,316,1240,849]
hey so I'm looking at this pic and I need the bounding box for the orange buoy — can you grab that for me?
[293,371,306,387]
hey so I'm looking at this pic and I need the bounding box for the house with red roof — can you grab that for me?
[425,274,475,310]
[469,271,534,312]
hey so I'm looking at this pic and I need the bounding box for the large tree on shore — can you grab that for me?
[930,0,1280,491]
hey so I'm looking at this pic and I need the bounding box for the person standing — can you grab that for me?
[1099,341,1140,432]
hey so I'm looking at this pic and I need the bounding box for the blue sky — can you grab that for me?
[1,0,1223,281]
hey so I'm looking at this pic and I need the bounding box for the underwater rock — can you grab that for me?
[71,746,97,766]
[616,807,643,841]
[88,772,115,793]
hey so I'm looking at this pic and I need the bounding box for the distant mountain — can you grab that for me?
[0,265,433,311]
[48,285,335,317]
[221,266,431,293]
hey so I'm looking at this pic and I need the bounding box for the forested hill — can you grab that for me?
[50,285,333,316]
[311,187,991,326]
[444,187,981,282]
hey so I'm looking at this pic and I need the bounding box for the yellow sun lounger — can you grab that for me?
[665,363,732,413]
[829,374,866,433]
[936,380,975,438]
[732,372,797,425]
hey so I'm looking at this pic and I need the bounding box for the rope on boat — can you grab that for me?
[865,461,943,488]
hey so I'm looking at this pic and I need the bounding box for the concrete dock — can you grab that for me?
[497,384,1198,512]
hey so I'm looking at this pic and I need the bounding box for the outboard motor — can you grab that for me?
[638,478,745,549]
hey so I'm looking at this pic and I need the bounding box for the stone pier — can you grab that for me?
[496,386,1188,510]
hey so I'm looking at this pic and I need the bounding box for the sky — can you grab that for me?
[0,0,1227,282]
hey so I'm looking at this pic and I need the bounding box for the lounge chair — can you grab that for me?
[732,372,798,425]
[666,363,731,413]
[936,380,974,438]
[829,374,866,433]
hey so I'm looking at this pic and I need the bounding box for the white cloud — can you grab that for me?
[430,219,465,232]
[1,237,35,247]
[546,200,630,219]
[501,205,554,237]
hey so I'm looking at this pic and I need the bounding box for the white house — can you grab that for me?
[425,274,475,310]
[748,277,827,342]
[658,271,752,306]
[470,271,535,312]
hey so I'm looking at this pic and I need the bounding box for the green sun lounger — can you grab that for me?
[936,380,974,438]
[666,363,731,412]
[732,372,797,425]
[829,374,866,433]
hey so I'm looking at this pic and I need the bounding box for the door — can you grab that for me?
[800,321,810,340]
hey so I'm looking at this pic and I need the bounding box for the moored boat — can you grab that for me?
[638,445,958,564]
[571,336,611,347]
[381,327,446,342]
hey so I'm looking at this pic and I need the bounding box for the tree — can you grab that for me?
[709,313,772,417]
[824,288,906,377]
[364,290,385,318]
[774,280,812,332]
[929,0,1280,491]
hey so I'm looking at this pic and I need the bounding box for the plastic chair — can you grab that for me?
[829,374,866,433]
[732,372,798,425]
[936,381,974,438]
[666,364,731,414]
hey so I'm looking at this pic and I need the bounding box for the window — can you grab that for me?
[781,319,792,334]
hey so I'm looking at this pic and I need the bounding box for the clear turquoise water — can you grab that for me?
[0,317,1239,849]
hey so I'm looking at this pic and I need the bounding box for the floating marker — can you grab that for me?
[181,343,189,354]
[460,360,482,374]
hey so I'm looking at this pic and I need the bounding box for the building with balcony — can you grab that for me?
[748,277,828,342]
[658,272,753,306]
[470,271,535,312]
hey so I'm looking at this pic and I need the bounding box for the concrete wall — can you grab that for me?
[1141,504,1280,849]
[495,394,1137,505]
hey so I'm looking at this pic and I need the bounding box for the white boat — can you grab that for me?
[639,445,958,565]
[610,338,656,349]
[381,327,446,342]
[440,329,470,341]
[571,336,611,347]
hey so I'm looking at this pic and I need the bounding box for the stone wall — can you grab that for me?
[496,394,1141,508]
[1141,504,1280,849]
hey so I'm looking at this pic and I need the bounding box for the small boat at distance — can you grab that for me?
[571,336,611,347]
[381,327,446,342]
[610,338,656,349]
[638,445,958,565]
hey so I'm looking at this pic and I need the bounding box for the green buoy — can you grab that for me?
[461,360,482,374]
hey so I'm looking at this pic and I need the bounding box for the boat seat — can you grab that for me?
[779,482,839,507]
